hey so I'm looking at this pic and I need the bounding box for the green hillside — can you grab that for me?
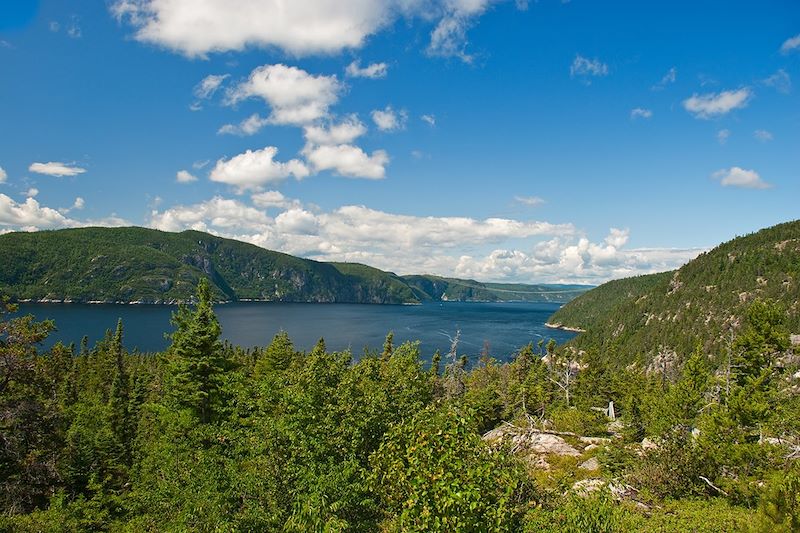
[548,220,800,364]
[0,227,417,304]
[0,227,589,304]
[403,274,591,303]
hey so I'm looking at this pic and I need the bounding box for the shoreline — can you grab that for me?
[16,298,568,307]
[544,322,586,333]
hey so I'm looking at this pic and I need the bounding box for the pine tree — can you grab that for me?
[165,278,227,423]
[108,319,131,465]
[430,349,441,376]
[382,331,394,361]
[255,330,295,375]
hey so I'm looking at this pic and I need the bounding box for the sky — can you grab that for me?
[0,0,798,284]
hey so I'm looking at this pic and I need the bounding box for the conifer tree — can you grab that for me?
[382,331,394,361]
[165,278,227,423]
[108,319,131,464]
[255,330,295,375]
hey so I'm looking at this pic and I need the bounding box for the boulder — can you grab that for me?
[579,457,600,471]
[483,424,581,457]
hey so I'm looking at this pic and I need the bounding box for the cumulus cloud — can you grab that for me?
[717,129,730,145]
[345,60,388,79]
[0,166,6,183]
[111,0,393,57]
[72,197,85,210]
[754,129,773,142]
[302,144,389,179]
[713,167,771,189]
[682,88,752,119]
[149,196,271,233]
[780,33,800,54]
[514,195,545,207]
[762,69,791,94]
[218,113,270,136]
[299,116,388,179]
[570,54,608,80]
[251,190,295,209]
[303,116,367,145]
[146,195,699,283]
[26,188,39,198]
[0,193,75,229]
[210,146,309,192]
[371,105,407,131]
[176,169,198,183]
[652,67,676,90]
[630,107,652,120]
[193,74,229,99]
[112,0,499,61]
[29,161,87,177]
[226,64,342,126]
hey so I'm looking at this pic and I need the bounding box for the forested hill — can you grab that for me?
[0,227,591,304]
[548,220,800,364]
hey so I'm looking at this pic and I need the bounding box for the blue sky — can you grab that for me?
[1,0,798,283]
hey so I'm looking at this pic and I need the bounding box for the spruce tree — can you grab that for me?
[165,278,227,423]
[382,331,394,361]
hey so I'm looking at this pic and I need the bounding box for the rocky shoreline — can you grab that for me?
[544,321,586,333]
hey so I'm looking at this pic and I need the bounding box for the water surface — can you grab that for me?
[19,301,576,362]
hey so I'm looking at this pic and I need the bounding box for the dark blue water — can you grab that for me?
[17,302,575,362]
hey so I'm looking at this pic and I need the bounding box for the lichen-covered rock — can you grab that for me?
[483,424,581,457]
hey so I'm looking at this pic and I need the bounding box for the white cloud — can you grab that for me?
[514,195,545,207]
[251,190,296,209]
[111,0,398,57]
[345,60,388,79]
[570,54,608,79]
[652,67,676,90]
[427,0,495,61]
[298,116,388,179]
[218,113,270,136]
[226,64,342,126]
[0,193,74,229]
[754,129,773,142]
[176,169,198,183]
[149,196,271,233]
[0,166,6,183]
[28,161,87,177]
[210,146,310,192]
[193,74,229,99]
[26,188,39,198]
[193,160,211,170]
[111,0,497,62]
[682,88,752,119]
[713,167,771,189]
[780,33,800,54]
[371,105,407,131]
[421,114,436,126]
[717,129,730,145]
[67,19,82,39]
[630,107,652,120]
[59,196,86,215]
[146,196,699,283]
[303,116,367,145]
[762,69,791,94]
[302,144,389,179]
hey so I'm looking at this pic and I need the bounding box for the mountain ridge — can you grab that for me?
[548,220,800,365]
[0,226,592,305]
